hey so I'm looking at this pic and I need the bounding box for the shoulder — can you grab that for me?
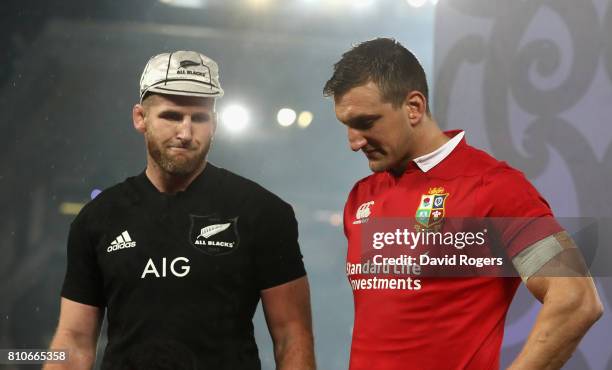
[476,160,552,216]
[480,161,533,190]
[451,142,532,184]
[342,172,389,219]
[462,142,536,191]
[71,177,137,229]
[443,142,552,215]
[457,143,508,177]
[210,164,293,213]
[348,172,387,197]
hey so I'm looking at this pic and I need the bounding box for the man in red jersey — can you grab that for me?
[323,38,603,370]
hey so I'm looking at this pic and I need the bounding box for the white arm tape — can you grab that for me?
[511,232,571,283]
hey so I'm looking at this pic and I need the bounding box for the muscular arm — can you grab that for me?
[508,236,603,370]
[43,298,104,370]
[261,276,316,370]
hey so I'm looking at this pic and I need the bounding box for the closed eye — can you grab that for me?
[158,111,183,122]
[346,114,380,130]
[157,111,211,123]
[191,113,211,123]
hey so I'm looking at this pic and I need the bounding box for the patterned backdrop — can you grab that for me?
[434,1,612,369]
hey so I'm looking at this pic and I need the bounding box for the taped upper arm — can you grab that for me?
[512,231,588,284]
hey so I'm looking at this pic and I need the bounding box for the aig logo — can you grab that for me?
[353,201,374,224]
[141,257,190,279]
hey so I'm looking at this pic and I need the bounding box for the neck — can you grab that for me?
[145,159,207,194]
[391,118,450,176]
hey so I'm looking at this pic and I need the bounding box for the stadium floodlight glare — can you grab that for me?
[247,0,273,8]
[277,108,297,127]
[297,111,313,128]
[352,0,375,9]
[329,212,343,227]
[406,0,427,7]
[221,105,250,132]
[159,0,207,8]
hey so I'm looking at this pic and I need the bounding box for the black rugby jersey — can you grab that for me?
[61,163,306,370]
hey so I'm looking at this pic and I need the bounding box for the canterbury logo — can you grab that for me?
[198,223,231,239]
[107,231,136,252]
[354,201,374,224]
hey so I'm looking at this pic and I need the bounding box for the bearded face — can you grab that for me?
[141,94,216,177]
[145,128,211,176]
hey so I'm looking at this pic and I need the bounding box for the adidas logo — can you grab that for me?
[107,231,136,252]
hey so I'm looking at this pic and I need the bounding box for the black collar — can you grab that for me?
[133,162,217,200]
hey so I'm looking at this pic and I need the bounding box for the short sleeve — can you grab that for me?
[61,212,105,307]
[478,165,564,258]
[254,200,306,290]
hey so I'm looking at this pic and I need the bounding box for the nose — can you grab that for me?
[348,128,367,152]
[176,117,193,142]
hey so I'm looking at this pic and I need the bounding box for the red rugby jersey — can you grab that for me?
[344,130,563,370]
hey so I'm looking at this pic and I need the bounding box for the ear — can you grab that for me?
[404,91,428,126]
[133,104,147,134]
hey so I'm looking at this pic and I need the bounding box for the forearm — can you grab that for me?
[43,329,97,370]
[274,328,315,370]
[508,283,602,369]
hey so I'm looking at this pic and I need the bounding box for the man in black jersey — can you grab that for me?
[45,51,315,370]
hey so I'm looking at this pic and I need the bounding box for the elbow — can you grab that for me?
[584,298,604,324]
[548,282,603,329]
[579,285,604,326]
[567,292,604,329]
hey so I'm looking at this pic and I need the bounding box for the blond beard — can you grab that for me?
[146,135,208,176]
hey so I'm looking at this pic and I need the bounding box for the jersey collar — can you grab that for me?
[135,161,215,197]
[412,130,465,173]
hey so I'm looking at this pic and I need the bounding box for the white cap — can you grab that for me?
[139,50,224,101]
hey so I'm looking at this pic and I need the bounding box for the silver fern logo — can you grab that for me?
[189,215,240,255]
[198,223,231,239]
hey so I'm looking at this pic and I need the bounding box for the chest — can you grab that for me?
[344,175,494,263]
[346,176,484,227]
[93,201,254,290]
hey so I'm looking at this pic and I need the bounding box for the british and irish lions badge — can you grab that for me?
[415,187,449,231]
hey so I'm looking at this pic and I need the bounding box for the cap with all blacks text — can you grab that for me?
[139,50,224,101]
